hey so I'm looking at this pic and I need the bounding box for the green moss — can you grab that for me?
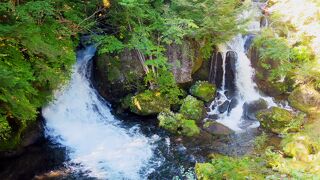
[158,110,200,137]
[158,111,180,133]
[256,107,296,134]
[129,90,170,116]
[195,163,216,180]
[288,85,320,116]
[180,95,205,121]
[190,81,216,102]
[180,120,200,137]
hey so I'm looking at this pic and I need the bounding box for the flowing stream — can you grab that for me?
[42,46,155,179]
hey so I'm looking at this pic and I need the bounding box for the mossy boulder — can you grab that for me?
[190,81,217,102]
[158,111,200,137]
[256,107,294,134]
[92,49,146,104]
[288,85,320,116]
[180,95,205,121]
[129,91,170,116]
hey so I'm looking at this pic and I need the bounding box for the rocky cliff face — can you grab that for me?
[93,40,208,105]
[166,40,202,84]
[92,49,146,104]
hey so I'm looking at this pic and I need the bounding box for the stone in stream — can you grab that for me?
[214,52,224,89]
[228,98,238,113]
[203,121,234,136]
[218,101,230,114]
[207,114,219,120]
[243,98,268,120]
[225,51,237,95]
[224,90,237,100]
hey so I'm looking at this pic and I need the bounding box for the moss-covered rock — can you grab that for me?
[190,81,216,102]
[129,90,170,116]
[203,121,234,136]
[158,111,200,137]
[256,107,294,134]
[288,85,320,116]
[180,95,205,121]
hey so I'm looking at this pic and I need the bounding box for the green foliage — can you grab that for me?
[196,155,265,180]
[180,95,204,121]
[145,68,184,105]
[190,81,216,102]
[97,0,246,73]
[0,116,11,141]
[0,0,99,149]
[93,35,125,54]
[254,132,268,151]
[158,110,200,137]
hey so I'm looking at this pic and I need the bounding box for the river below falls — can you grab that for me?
[0,114,260,180]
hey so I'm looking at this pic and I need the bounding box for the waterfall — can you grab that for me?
[208,1,276,132]
[42,45,154,179]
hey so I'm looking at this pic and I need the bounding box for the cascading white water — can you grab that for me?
[208,1,276,131]
[42,45,154,179]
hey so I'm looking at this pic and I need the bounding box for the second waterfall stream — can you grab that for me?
[208,1,276,132]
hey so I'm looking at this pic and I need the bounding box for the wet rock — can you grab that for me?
[203,121,234,136]
[218,101,230,114]
[288,85,320,116]
[190,81,217,102]
[207,114,219,120]
[243,98,268,120]
[244,34,255,53]
[225,51,237,94]
[176,144,187,154]
[224,90,235,100]
[214,52,224,89]
[228,98,238,113]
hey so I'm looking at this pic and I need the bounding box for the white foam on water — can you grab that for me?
[42,45,154,179]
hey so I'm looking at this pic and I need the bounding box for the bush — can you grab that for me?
[196,155,265,179]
